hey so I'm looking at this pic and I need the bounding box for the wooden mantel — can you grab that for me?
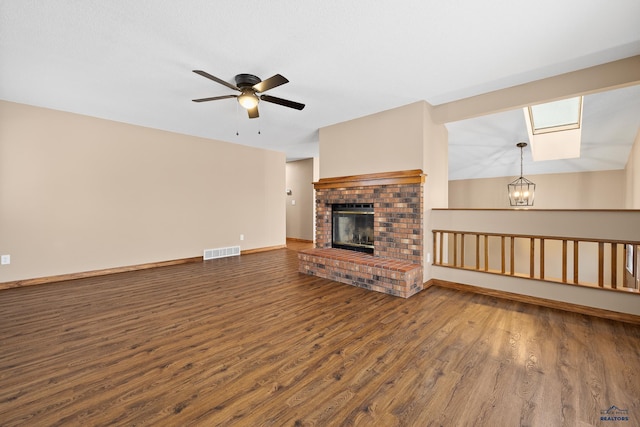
[313,169,425,190]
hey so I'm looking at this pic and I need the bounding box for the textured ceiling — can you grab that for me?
[1,0,639,179]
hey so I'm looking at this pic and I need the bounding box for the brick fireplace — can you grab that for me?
[298,169,424,297]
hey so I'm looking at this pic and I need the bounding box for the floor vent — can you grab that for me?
[203,246,241,260]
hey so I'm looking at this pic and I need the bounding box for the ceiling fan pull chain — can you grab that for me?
[235,102,240,136]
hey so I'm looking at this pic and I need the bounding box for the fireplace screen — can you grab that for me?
[332,203,374,254]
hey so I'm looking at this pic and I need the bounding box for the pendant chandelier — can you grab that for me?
[508,142,536,206]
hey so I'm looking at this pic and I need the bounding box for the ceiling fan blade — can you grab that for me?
[253,74,288,93]
[247,106,259,119]
[260,94,305,110]
[192,95,237,103]
[193,70,240,91]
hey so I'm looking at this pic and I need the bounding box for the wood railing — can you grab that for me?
[433,230,640,293]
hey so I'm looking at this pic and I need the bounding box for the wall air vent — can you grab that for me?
[203,246,241,260]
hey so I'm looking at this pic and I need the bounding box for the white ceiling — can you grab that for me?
[1,0,639,180]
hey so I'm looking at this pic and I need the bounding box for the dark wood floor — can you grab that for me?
[1,242,639,426]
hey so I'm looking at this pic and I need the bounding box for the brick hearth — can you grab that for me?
[298,170,424,297]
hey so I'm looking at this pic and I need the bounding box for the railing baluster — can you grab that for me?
[475,234,480,270]
[453,233,458,267]
[573,241,579,284]
[484,235,489,272]
[460,233,465,269]
[624,244,628,287]
[510,236,515,276]
[433,231,438,265]
[540,238,545,280]
[598,242,604,287]
[530,238,535,278]
[562,240,567,283]
[611,243,617,289]
[501,236,505,274]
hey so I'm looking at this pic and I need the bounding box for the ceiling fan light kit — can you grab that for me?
[238,91,258,109]
[192,70,305,119]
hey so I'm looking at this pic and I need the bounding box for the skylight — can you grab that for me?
[523,96,583,161]
[528,97,582,134]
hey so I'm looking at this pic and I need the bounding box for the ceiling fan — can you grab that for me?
[192,70,305,119]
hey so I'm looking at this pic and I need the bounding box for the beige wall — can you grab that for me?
[625,129,640,208]
[449,170,626,209]
[319,102,425,179]
[422,103,449,278]
[0,101,286,283]
[285,159,314,241]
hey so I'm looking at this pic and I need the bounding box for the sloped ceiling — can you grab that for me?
[1,0,639,180]
[447,84,640,180]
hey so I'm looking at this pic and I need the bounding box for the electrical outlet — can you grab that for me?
[1,255,10,265]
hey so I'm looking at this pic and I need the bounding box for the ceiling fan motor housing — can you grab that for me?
[235,74,261,89]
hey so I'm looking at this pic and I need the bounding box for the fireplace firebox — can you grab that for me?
[332,203,374,254]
